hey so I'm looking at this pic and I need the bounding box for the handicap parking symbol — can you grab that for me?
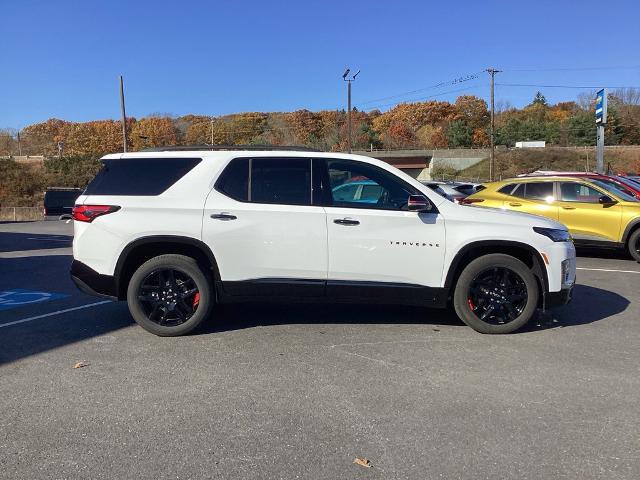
[0,289,68,312]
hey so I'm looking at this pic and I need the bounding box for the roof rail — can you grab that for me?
[141,144,321,152]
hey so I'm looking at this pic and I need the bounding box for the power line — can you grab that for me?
[497,83,640,90]
[502,65,640,73]
[362,85,482,110]
[359,72,483,106]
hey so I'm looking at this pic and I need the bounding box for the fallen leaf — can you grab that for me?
[73,362,89,369]
[353,457,372,468]
[433,328,440,332]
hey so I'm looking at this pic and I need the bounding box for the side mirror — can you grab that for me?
[408,195,432,212]
[599,195,617,205]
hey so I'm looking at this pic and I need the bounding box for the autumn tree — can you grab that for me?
[454,96,489,130]
[471,128,489,147]
[130,116,179,150]
[372,101,457,134]
[416,125,448,148]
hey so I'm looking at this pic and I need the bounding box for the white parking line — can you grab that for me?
[26,237,70,242]
[577,267,640,274]
[0,301,112,329]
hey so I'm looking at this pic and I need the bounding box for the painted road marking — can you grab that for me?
[0,289,69,311]
[26,237,70,242]
[577,267,640,274]
[0,301,112,328]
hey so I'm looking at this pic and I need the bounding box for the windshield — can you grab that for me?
[591,179,639,202]
[617,176,640,190]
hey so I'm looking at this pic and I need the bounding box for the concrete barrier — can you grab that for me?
[0,207,43,222]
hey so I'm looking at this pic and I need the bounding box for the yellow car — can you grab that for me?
[465,176,640,262]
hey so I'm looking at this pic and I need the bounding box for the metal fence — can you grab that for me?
[0,207,43,222]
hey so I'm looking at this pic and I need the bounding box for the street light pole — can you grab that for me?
[342,68,360,153]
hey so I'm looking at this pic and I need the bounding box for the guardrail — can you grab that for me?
[0,207,43,222]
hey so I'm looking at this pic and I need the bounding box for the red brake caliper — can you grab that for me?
[193,292,200,309]
[467,298,476,310]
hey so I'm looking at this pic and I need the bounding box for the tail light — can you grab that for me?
[72,205,120,222]
[459,198,484,205]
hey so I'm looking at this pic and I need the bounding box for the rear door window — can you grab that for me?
[511,182,553,200]
[85,158,201,196]
[215,157,314,205]
[250,158,311,205]
[523,182,554,201]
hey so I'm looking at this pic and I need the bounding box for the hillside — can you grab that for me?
[458,147,640,181]
[2,90,639,158]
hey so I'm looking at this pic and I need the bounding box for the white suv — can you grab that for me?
[71,147,576,336]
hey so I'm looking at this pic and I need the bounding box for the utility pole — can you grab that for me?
[342,68,360,153]
[17,130,22,156]
[486,68,501,181]
[119,75,128,153]
[210,119,214,145]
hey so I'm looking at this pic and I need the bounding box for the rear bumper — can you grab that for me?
[545,285,573,309]
[70,260,118,300]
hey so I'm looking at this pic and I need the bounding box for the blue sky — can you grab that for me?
[2,0,639,128]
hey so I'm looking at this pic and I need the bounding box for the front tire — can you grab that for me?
[127,254,213,336]
[627,229,640,263]
[453,254,539,334]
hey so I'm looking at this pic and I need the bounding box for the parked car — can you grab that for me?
[71,147,575,336]
[465,175,640,261]
[331,179,383,204]
[421,181,466,203]
[450,182,482,196]
[518,171,640,200]
[43,187,84,219]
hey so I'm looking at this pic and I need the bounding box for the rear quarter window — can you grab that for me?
[498,184,517,195]
[84,158,201,196]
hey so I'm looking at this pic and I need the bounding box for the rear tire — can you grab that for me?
[627,229,640,263]
[127,254,213,336]
[453,253,539,334]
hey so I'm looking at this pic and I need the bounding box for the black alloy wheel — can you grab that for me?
[467,267,528,325]
[453,253,539,334]
[138,268,200,326]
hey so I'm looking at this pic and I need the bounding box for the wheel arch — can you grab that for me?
[114,235,220,300]
[621,218,640,245]
[444,240,549,305]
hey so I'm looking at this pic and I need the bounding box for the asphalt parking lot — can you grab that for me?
[1,221,639,479]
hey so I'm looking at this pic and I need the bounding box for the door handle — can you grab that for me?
[334,218,360,226]
[508,202,522,207]
[210,213,237,221]
[562,206,576,210]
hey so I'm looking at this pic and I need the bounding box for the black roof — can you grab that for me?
[142,144,321,153]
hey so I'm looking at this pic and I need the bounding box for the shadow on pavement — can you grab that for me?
[576,247,632,261]
[0,303,134,366]
[199,284,628,336]
[524,284,629,332]
[0,254,134,366]
[0,232,72,252]
[199,302,466,335]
